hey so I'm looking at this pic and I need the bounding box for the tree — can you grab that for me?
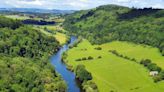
[88,56,94,60]
[140,59,151,66]
[159,70,164,79]
[75,65,92,82]
[147,63,162,72]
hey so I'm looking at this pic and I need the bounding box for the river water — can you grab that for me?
[50,36,80,92]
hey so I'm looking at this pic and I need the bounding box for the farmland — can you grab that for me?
[65,39,164,92]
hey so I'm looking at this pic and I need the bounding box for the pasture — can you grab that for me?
[66,39,164,92]
[34,26,67,45]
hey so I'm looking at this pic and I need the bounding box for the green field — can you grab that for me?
[34,26,67,45]
[101,41,164,69]
[66,39,164,92]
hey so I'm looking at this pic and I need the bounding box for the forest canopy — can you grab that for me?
[0,16,66,92]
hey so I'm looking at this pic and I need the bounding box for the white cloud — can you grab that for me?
[18,0,43,6]
[153,4,164,8]
[80,0,88,2]
[0,0,164,10]
[117,0,131,3]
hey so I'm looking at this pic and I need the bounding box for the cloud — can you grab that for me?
[0,0,164,10]
[117,0,132,3]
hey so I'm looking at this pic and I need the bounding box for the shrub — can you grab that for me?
[153,75,162,82]
[82,57,87,61]
[88,56,93,60]
[124,56,129,59]
[75,65,92,82]
[98,56,102,59]
[159,70,164,79]
[76,58,82,61]
[119,54,123,57]
[109,50,118,55]
[140,59,151,66]
[147,63,161,72]
[131,58,136,61]
[62,52,67,60]
[82,80,98,92]
[94,47,102,50]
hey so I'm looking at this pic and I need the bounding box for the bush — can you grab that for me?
[75,58,82,61]
[147,63,162,72]
[98,56,102,59]
[131,58,136,61]
[88,56,94,60]
[140,59,151,66]
[62,52,67,60]
[94,47,102,50]
[124,56,129,59]
[109,50,119,56]
[153,75,162,82]
[82,80,98,92]
[159,70,164,79]
[82,57,87,61]
[75,65,92,82]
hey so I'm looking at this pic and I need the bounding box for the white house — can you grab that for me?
[149,71,158,76]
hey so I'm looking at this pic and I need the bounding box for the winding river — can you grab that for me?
[50,36,80,92]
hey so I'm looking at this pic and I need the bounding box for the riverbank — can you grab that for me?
[62,38,99,92]
[50,36,80,92]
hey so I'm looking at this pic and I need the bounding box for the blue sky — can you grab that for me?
[0,0,164,10]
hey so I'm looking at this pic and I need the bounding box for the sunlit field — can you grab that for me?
[66,39,164,92]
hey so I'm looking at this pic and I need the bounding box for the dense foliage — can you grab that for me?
[0,16,66,92]
[0,16,22,29]
[75,65,92,82]
[0,56,66,92]
[63,5,164,55]
[0,27,59,58]
[75,64,98,91]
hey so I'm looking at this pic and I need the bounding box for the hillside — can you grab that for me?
[63,4,164,55]
[0,16,67,91]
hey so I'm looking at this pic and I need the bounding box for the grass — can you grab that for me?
[66,39,164,92]
[34,26,67,45]
[54,32,67,45]
[100,41,164,69]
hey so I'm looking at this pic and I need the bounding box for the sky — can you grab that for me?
[0,0,164,10]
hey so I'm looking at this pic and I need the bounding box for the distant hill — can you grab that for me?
[0,8,75,14]
[63,4,164,55]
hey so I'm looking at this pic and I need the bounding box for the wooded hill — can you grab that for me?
[0,16,66,92]
[63,4,164,55]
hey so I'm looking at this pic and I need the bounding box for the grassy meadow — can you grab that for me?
[101,41,164,69]
[34,25,67,45]
[65,39,164,92]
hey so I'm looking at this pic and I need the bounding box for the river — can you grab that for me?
[50,36,80,92]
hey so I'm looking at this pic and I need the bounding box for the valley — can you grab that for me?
[0,3,164,92]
